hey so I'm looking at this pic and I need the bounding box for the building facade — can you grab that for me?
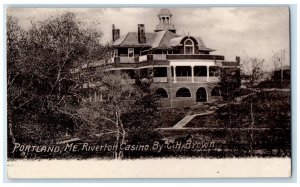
[105,9,240,108]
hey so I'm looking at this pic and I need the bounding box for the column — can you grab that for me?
[207,66,209,82]
[167,66,172,83]
[173,66,177,83]
[191,65,194,83]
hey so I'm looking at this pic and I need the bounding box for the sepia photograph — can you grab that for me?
[6,6,292,178]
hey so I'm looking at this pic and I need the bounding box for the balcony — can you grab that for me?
[171,76,219,83]
[174,77,193,83]
[114,54,224,64]
[114,56,137,64]
[167,54,224,60]
[138,54,224,62]
[194,77,207,82]
[153,77,168,83]
[139,54,167,62]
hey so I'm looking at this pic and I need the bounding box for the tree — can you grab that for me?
[272,49,287,84]
[7,16,25,148]
[75,70,135,159]
[218,67,241,102]
[7,12,109,155]
[7,12,162,159]
[240,57,265,151]
[241,57,265,89]
[76,68,162,159]
[241,57,265,124]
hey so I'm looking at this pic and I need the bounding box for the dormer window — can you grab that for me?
[128,48,134,58]
[184,39,194,54]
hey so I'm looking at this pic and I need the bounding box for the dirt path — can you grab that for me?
[158,111,215,130]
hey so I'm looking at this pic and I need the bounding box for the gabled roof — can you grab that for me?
[112,30,214,51]
[112,32,155,47]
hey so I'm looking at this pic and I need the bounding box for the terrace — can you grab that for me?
[113,54,225,64]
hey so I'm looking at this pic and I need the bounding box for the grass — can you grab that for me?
[157,90,291,158]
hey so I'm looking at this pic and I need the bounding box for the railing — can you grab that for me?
[174,77,193,83]
[167,54,224,60]
[194,77,207,82]
[138,54,167,62]
[116,54,224,63]
[152,54,167,61]
[153,77,168,83]
[114,56,137,63]
[156,24,175,30]
[170,76,219,83]
[139,55,148,62]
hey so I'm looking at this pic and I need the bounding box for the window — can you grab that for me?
[175,66,192,77]
[153,67,168,77]
[194,66,207,76]
[196,87,207,102]
[176,87,191,97]
[114,49,118,57]
[128,48,134,58]
[184,39,194,54]
[155,88,168,98]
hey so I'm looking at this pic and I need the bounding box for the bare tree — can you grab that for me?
[241,57,265,89]
[76,70,135,159]
[240,57,265,151]
[272,49,286,84]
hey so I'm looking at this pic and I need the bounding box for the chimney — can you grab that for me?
[138,24,146,44]
[112,24,120,42]
[236,56,240,65]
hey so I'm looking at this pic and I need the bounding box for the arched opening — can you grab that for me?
[184,39,194,54]
[155,88,168,98]
[211,87,221,97]
[196,87,207,102]
[176,87,191,97]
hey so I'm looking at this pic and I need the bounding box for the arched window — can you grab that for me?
[211,87,221,96]
[176,87,191,97]
[155,88,168,98]
[196,87,207,102]
[184,39,194,54]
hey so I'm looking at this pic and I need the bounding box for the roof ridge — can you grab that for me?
[119,32,130,46]
[157,30,167,47]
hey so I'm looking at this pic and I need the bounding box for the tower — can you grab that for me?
[154,8,176,33]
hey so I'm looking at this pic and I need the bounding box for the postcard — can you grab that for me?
[6,7,291,178]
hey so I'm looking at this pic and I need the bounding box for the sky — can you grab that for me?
[7,7,290,70]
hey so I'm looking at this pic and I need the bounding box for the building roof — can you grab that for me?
[112,32,155,47]
[112,30,215,51]
[158,8,172,17]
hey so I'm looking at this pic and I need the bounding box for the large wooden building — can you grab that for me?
[102,9,240,107]
[82,8,240,108]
